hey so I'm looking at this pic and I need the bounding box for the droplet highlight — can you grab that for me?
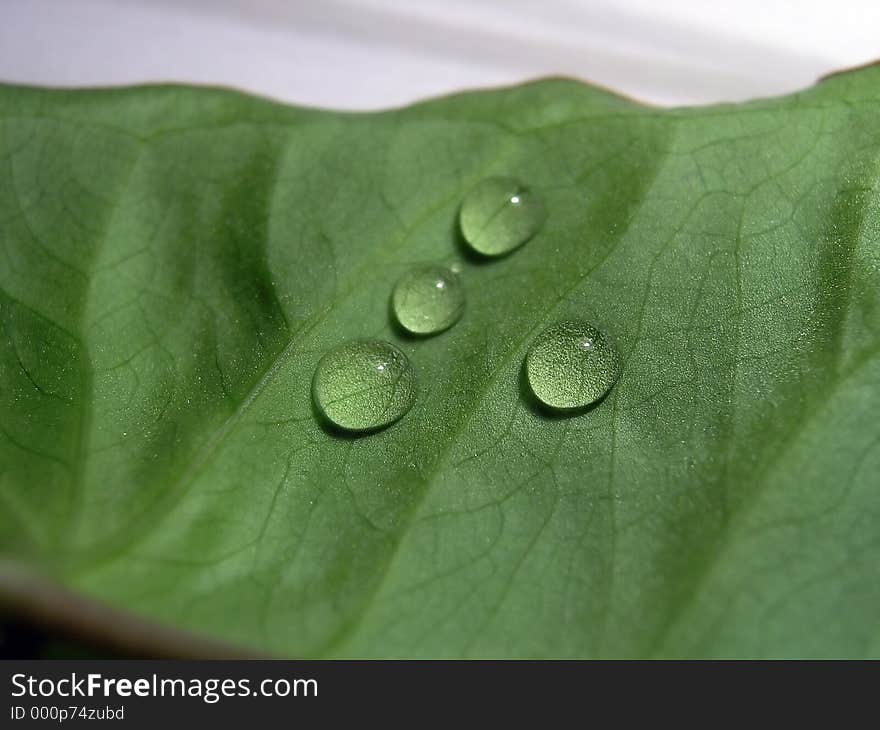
[312,340,416,433]
[459,176,546,257]
[525,320,620,410]
[392,265,465,335]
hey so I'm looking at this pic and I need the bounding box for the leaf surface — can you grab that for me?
[1,72,879,657]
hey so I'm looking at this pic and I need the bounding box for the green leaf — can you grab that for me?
[1,70,879,659]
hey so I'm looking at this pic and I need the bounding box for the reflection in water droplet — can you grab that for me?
[392,265,465,335]
[525,320,620,410]
[459,176,546,257]
[312,340,416,432]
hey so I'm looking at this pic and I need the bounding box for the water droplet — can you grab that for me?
[312,340,416,432]
[392,265,465,335]
[525,320,620,410]
[459,176,546,257]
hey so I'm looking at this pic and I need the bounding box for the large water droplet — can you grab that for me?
[312,340,416,432]
[459,176,546,257]
[525,320,620,410]
[392,265,465,335]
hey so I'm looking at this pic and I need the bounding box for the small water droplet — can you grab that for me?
[525,320,620,410]
[312,340,416,432]
[459,176,546,257]
[392,265,465,335]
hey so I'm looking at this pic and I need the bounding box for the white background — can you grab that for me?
[2,0,879,109]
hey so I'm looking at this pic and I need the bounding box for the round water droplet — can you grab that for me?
[459,176,546,257]
[312,340,416,432]
[525,320,620,410]
[392,265,465,335]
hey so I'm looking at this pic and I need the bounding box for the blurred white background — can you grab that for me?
[2,0,879,108]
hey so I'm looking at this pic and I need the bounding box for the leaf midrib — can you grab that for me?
[313,129,673,657]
